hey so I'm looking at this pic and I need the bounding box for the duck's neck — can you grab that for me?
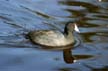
[63,25,75,43]
[65,31,74,39]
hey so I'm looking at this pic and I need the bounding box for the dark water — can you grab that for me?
[0,0,108,71]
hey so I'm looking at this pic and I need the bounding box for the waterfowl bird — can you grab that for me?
[27,22,80,49]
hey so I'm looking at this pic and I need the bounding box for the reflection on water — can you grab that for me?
[63,48,74,64]
[0,0,108,71]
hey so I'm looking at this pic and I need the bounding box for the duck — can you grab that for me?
[27,22,80,49]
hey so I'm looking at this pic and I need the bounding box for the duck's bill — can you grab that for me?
[74,24,80,33]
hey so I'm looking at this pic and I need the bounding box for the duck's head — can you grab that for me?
[64,22,80,34]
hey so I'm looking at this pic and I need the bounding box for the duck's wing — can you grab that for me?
[28,30,68,46]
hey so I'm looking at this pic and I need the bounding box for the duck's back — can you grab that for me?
[28,30,74,46]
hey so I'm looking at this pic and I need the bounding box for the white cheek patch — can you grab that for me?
[98,0,102,2]
[74,24,80,33]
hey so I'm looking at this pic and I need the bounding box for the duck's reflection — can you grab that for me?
[63,48,74,64]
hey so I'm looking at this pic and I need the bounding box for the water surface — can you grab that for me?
[0,0,108,71]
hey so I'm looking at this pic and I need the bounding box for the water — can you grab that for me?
[0,0,108,71]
